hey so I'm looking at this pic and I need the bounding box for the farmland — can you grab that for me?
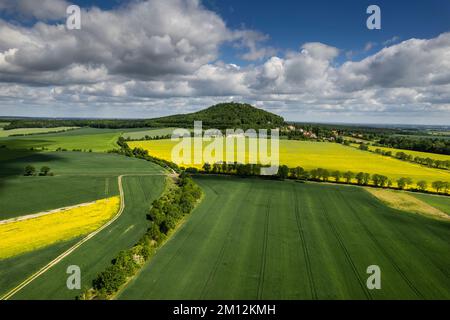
[122,127,178,140]
[119,176,450,300]
[0,151,164,219]
[0,107,448,300]
[128,139,450,190]
[0,196,120,259]
[6,175,165,299]
[0,127,79,138]
[412,193,450,215]
[0,128,121,152]
[353,144,450,162]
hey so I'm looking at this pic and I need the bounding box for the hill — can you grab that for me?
[3,103,285,130]
[149,102,284,129]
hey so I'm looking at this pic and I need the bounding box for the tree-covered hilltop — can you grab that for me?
[149,102,285,129]
[3,102,285,130]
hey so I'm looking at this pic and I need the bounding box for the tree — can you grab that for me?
[343,171,354,183]
[309,169,319,180]
[443,182,449,193]
[372,174,381,186]
[355,172,365,185]
[202,162,211,173]
[379,175,388,187]
[359,143,369,151]
[404,177,413,188]
[397,177,412,189]
[277,165,289,180]
[416,180,427,191]
[332,170,341,182]
[432,181,444,192]
[221,163,228,173]
[146,223,162,243]
[212,163,221,173]
[321,169,330,181]
[290,166,305,179]
[362,173,371,185]
[39,166,51,176]
[24,165,36,176]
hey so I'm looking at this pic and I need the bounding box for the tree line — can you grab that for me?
[186,163,449,194]
[108,137,180,173]
[377,136,450,155]
[359,144,450,170]
[79,173,202,299]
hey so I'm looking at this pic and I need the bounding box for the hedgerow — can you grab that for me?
[79,174,202,299]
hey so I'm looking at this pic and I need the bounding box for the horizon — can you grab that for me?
[0,0,449,125]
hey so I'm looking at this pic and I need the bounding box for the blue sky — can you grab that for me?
[0,0,449,124]
[204,0,450,58]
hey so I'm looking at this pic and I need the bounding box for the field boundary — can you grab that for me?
[366,188,450,221]
[0,200,100,225]
[0,173,167,300]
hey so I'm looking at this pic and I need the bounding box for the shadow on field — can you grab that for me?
[0,148,63,193]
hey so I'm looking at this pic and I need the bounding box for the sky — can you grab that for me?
[0,0,449,124]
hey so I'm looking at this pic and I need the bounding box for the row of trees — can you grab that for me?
[81,174,202,299]
[123,134,172,141]
[24,165,52,176]
[189,162,268,176]
[371,148,449,170]
[189,162,449,194]
[109,137,180,173]
[377,136,450,155]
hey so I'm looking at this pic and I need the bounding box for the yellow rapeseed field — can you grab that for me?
[129,139,450,192]
[0,196,120,259]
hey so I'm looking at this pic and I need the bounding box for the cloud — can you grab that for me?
[233,29,277,61]
[364,42,375,51]
[383,36,400,46]
[0,0,449,124]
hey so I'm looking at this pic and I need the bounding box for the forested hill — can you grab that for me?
[3,103,285,130]
[150,103,285,129]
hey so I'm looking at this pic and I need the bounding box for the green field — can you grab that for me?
[129,139,450,191]
[0,127,79,138]
[0,150,164,219]
[122,127,178,140]
[119,176,450,299]
[1,174,165,299]
[0,128,122,152]
[411,193,450,215]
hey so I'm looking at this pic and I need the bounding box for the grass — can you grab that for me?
[0,128,121,152]
[122,127,178,140]
[9,175,165,299]
[0,196,120,259]
[128,139,450,191]
[0,150,163,219]
[119,176,450,300]
[366,188,449,220]
[0,127,79,138]
[411,193,450,215]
